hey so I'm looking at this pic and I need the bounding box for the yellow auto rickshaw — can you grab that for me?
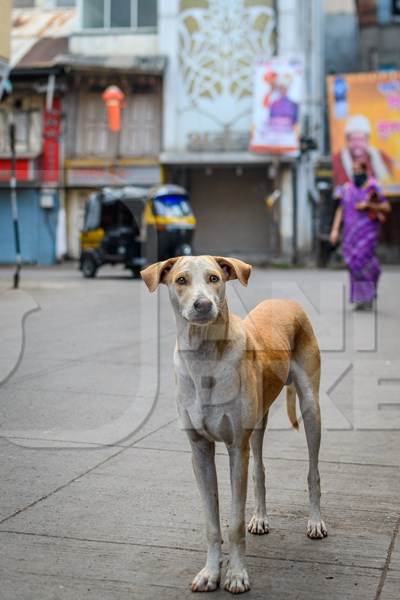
[80,185,196,278]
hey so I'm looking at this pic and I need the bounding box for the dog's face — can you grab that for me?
[141,255,252,326]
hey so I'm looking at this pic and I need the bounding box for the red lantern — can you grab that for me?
[102,85,125,132]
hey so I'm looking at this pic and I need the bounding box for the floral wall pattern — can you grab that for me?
[177,0,275,151]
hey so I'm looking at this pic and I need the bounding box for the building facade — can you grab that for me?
[1,0,164,264]
[62,0,163,259]
[159,0,324,263]
[1,0,325,265]
[0,4,74,265]
[356,0,400,71]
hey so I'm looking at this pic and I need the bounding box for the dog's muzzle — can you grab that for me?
[193,297,212,315]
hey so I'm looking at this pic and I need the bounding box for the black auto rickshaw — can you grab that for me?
[79,185,196,278]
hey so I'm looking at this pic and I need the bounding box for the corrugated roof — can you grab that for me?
[10,7,165,75]
[11,8,76,68]
[12,8,76,38]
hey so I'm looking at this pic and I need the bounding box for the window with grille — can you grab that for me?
[75,91,161,158]
[82,0,157,29]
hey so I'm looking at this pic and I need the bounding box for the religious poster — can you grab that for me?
[327,71,400,195]
[249,56,304,155]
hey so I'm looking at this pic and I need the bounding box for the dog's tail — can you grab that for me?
[286,383,299,430]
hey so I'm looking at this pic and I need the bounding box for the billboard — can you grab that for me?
[327,72,400,196]
[249,56,304,155]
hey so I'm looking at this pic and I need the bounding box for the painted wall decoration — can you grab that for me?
[249,56,304,155]
[178,0,275,151]
[327,71,400,195]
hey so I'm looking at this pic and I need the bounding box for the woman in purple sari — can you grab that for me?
[330,161,391,310]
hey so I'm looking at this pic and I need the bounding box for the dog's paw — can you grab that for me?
[307,519,328,539]
[224,568,250,594]
[191,567,220,592]
[247,515,269,535]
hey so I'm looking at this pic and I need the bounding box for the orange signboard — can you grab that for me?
[327,72,400,195]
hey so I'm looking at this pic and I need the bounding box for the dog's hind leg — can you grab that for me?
[247,413,269,535]
[292,362,328,539]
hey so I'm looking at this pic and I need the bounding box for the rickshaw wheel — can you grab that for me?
[82,254,98,278]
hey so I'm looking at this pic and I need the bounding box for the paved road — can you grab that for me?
[0,264,399,599]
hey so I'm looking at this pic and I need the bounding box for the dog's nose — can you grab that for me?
[194,297,212,314]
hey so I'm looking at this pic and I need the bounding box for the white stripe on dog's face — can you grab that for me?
[167,256,226,325]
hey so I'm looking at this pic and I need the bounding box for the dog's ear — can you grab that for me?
[140,258,179,292]
[213,256,252,286]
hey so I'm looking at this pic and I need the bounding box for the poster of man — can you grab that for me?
[327,72,400,195]
[250,57,303,155]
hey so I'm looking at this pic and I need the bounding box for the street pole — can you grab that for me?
[292,159,298,266]
[9,116,21,289]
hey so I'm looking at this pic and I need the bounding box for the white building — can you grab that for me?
[159,0,324,263]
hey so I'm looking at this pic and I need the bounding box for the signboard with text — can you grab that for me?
[327,71,400,195]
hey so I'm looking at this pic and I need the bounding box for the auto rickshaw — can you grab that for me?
[79,185,196,278]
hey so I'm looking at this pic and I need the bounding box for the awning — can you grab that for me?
[65,162,162,188]
[160,151,296,165]
[55,53,166,75]
[13,37,68,70]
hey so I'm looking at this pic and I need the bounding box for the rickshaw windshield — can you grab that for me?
[84,196,101,230]
[153,195,192,218]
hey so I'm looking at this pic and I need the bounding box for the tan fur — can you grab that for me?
[141,257,321,433]
[242,298,321,428]
[141,255,252,292]
[286,383,299,430]
[140,257,180,292]
[141,255,326,594]
[212,256,252,286]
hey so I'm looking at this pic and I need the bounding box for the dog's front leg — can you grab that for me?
[190,436,222,592]
[225,445,251,594]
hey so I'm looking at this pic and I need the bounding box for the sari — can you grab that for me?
[338,178,384,304]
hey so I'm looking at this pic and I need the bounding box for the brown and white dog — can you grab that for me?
[141,255,327,594]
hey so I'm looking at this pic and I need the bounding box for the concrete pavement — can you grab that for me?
[0,263,399,599]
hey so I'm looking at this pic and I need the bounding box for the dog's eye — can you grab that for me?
[176,276,187,285]
[209,274,220,283]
